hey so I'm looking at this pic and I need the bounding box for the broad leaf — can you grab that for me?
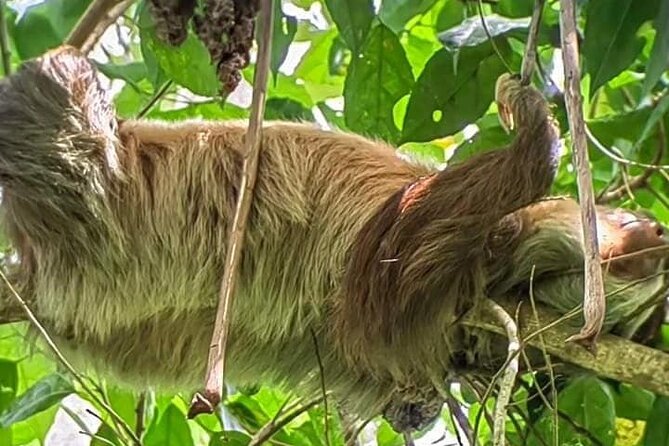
[401,41,514,143]
[584,0,660,96]
[438,14,530,50]
[138,2,220,97]
[643,0,669,96]
[269,1,297,80]
[643,396,669,445]
[344,23,414,142]
[323,0,374,54]
[558,376,616,446]
[143,403,194,446]
[12,0,90,60]
[0,373,74,428]
[379,0,434,34]
[613,383,655,421]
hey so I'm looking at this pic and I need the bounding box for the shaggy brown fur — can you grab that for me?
[0,47,666,431]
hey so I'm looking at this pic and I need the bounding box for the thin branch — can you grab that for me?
[137,81,173,119]
[402,431,415,446]
[477,0,513,73]
[189,0,275,417]
[0,270,140,445]
[248,397,322,446]
[520,0,544,85]
[445,386,473,445]
[310,329,331,446]
[485,300,520,446]
[559,0,606,352]
[598,121,665,203]
[78,0,135,55]
[0,0,11,76]
[135,391,147,440]
[65,0,125,51]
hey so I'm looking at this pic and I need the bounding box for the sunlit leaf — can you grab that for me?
[378,0,434,34]
[143,403,194,446]
[584,0,660,96]
[12,0,90,60]
[643,0,669,96]
[344,23,414,142]
[438,14,530,50]
[269,1,297,80]
[0,373,74,428]
[323,0,374,54]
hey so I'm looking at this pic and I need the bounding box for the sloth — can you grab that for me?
[0,46,665,432]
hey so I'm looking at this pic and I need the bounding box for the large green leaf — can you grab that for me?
[0,360,17,444]
[12,0,90,60]
[643,0,669,96]
[323,0,374,54]
[143,403,194,446]
[293,29,345,103]
[438,14,530,50]
[378,0,435,34]
[0,373,74,428]
[344,23,414,143]
[612,383,655,421]
[269,1,297,80]
[138,1,220,97]
[558,376,616,446]
[643,396,669,445]
[584,0,660,96]
[401,41,514,143]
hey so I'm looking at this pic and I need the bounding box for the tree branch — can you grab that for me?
[65,0,130,53]
[189,0,274,418]
[559,0,606,352]
[248,397,322,446]
[520,0,544,85]
[464,300,669,397]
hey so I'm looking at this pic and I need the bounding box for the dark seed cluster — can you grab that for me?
[147,0,260,93]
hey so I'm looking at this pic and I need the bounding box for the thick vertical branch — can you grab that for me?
[559,0,605,352]
[188,0,274,418]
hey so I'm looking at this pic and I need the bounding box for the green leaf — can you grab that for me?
[401,41,514,143]
[643,0,669,96]
[643,395,669,445]
[0,373,74,428]
[323,0,374,54]
[265,98,313,121]
[96,62,149,86]
[209,430,251,446]
[269,2,297,80]
[344,23,414,142]
[558,376,616,446]
[0,360,17,413]
[90,423,123,446]
[138,1,220,97]
[584,0,660,96]
[294,29,345,103]
[378,0,434,34]
[494,0,534,17]
[148,102,248,121]
[438,14,530,50]
[612,384,655,421]
[12,0,90,60]
[636,93,669,148]
[143,403,194,446]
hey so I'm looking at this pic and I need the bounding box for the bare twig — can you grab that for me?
[137,80,173,118]
[520,0,545,85]
[65,0,126,52]
[485,299,520,446]
[476,0,513,73]
[0,270,140,445]
[189,0,274,417]
[559,0,606,353]
[0,0,11,76]
[445,386,473,445]
[79,0,135,54]
[310,329,331,446]
[135,391,147,439]
[248,397,322,446]
[598,121,665,203]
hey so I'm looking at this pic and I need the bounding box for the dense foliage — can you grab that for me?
[0,0,668,445]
